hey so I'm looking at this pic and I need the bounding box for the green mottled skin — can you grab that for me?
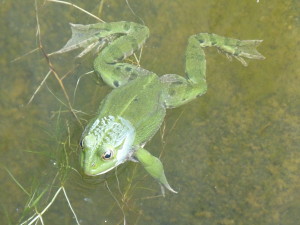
[56,21,264,194]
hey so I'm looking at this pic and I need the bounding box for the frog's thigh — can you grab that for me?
[96,61,152,88]
[160,36,208,108]
[94,26,152,88]
[160,74,207,108]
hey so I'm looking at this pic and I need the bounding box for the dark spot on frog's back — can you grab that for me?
[117,55,125,61]
[129,72,138,81]
[169,89,176,96]
[123,22,131,31]
[173,81,183,85]
[113,80,119,87]
[125,66,132,72]
[131,39,138,49]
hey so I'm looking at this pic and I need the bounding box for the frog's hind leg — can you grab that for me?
[161,33,265,108]
[94,22,153,88]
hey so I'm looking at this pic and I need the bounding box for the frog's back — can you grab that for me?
[97,74,166,145]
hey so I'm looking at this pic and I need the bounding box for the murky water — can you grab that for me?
[0,0,299,224]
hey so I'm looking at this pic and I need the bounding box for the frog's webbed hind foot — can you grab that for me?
[50,22,152,88]
[197,33,265,66]
[50,23,118,57]
[222,39,265,66]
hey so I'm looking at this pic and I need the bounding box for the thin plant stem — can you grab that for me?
[10,47,40,63]
[105,181,126,225]
[25,187,62,225]
[4,167,30,196]
[62,187,80,225]
[27,70,51,105]
[47,0,105,22]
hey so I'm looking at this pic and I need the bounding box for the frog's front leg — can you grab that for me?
[93,22,153,88]
[134,147,177,195]
[161,33,265,108]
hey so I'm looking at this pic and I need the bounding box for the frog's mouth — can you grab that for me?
[84,165,116,176]
[81,155,118,176]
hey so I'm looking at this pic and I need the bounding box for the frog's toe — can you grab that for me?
[235,40,265,65]
[160,180,178,196]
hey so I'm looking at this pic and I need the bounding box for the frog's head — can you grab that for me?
[80,116,135,176]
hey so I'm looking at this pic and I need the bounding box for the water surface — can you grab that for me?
[0,0,299,224]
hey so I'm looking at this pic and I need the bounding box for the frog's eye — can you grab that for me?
[79,140,84,148]
[102,150,113,160]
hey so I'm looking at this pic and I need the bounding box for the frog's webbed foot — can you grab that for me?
[196,34,265,66]
[50,23,117,57]
[220,39,265,66]
[134,148,177,195]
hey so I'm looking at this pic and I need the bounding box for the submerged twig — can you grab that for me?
[97,0,106,17]
[31,0,83,127]
[10,47,40,63]
[105,180,127,225]
[62,187,80,225]
[47,0,105,22]
[73,70,94,104]
[27,70,51,105]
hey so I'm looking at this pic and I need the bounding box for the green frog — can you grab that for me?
[54,21,264,194]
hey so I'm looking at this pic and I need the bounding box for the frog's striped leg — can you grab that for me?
[161,33,265,108]
[134,147,177,195]
[93,22,153,88]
